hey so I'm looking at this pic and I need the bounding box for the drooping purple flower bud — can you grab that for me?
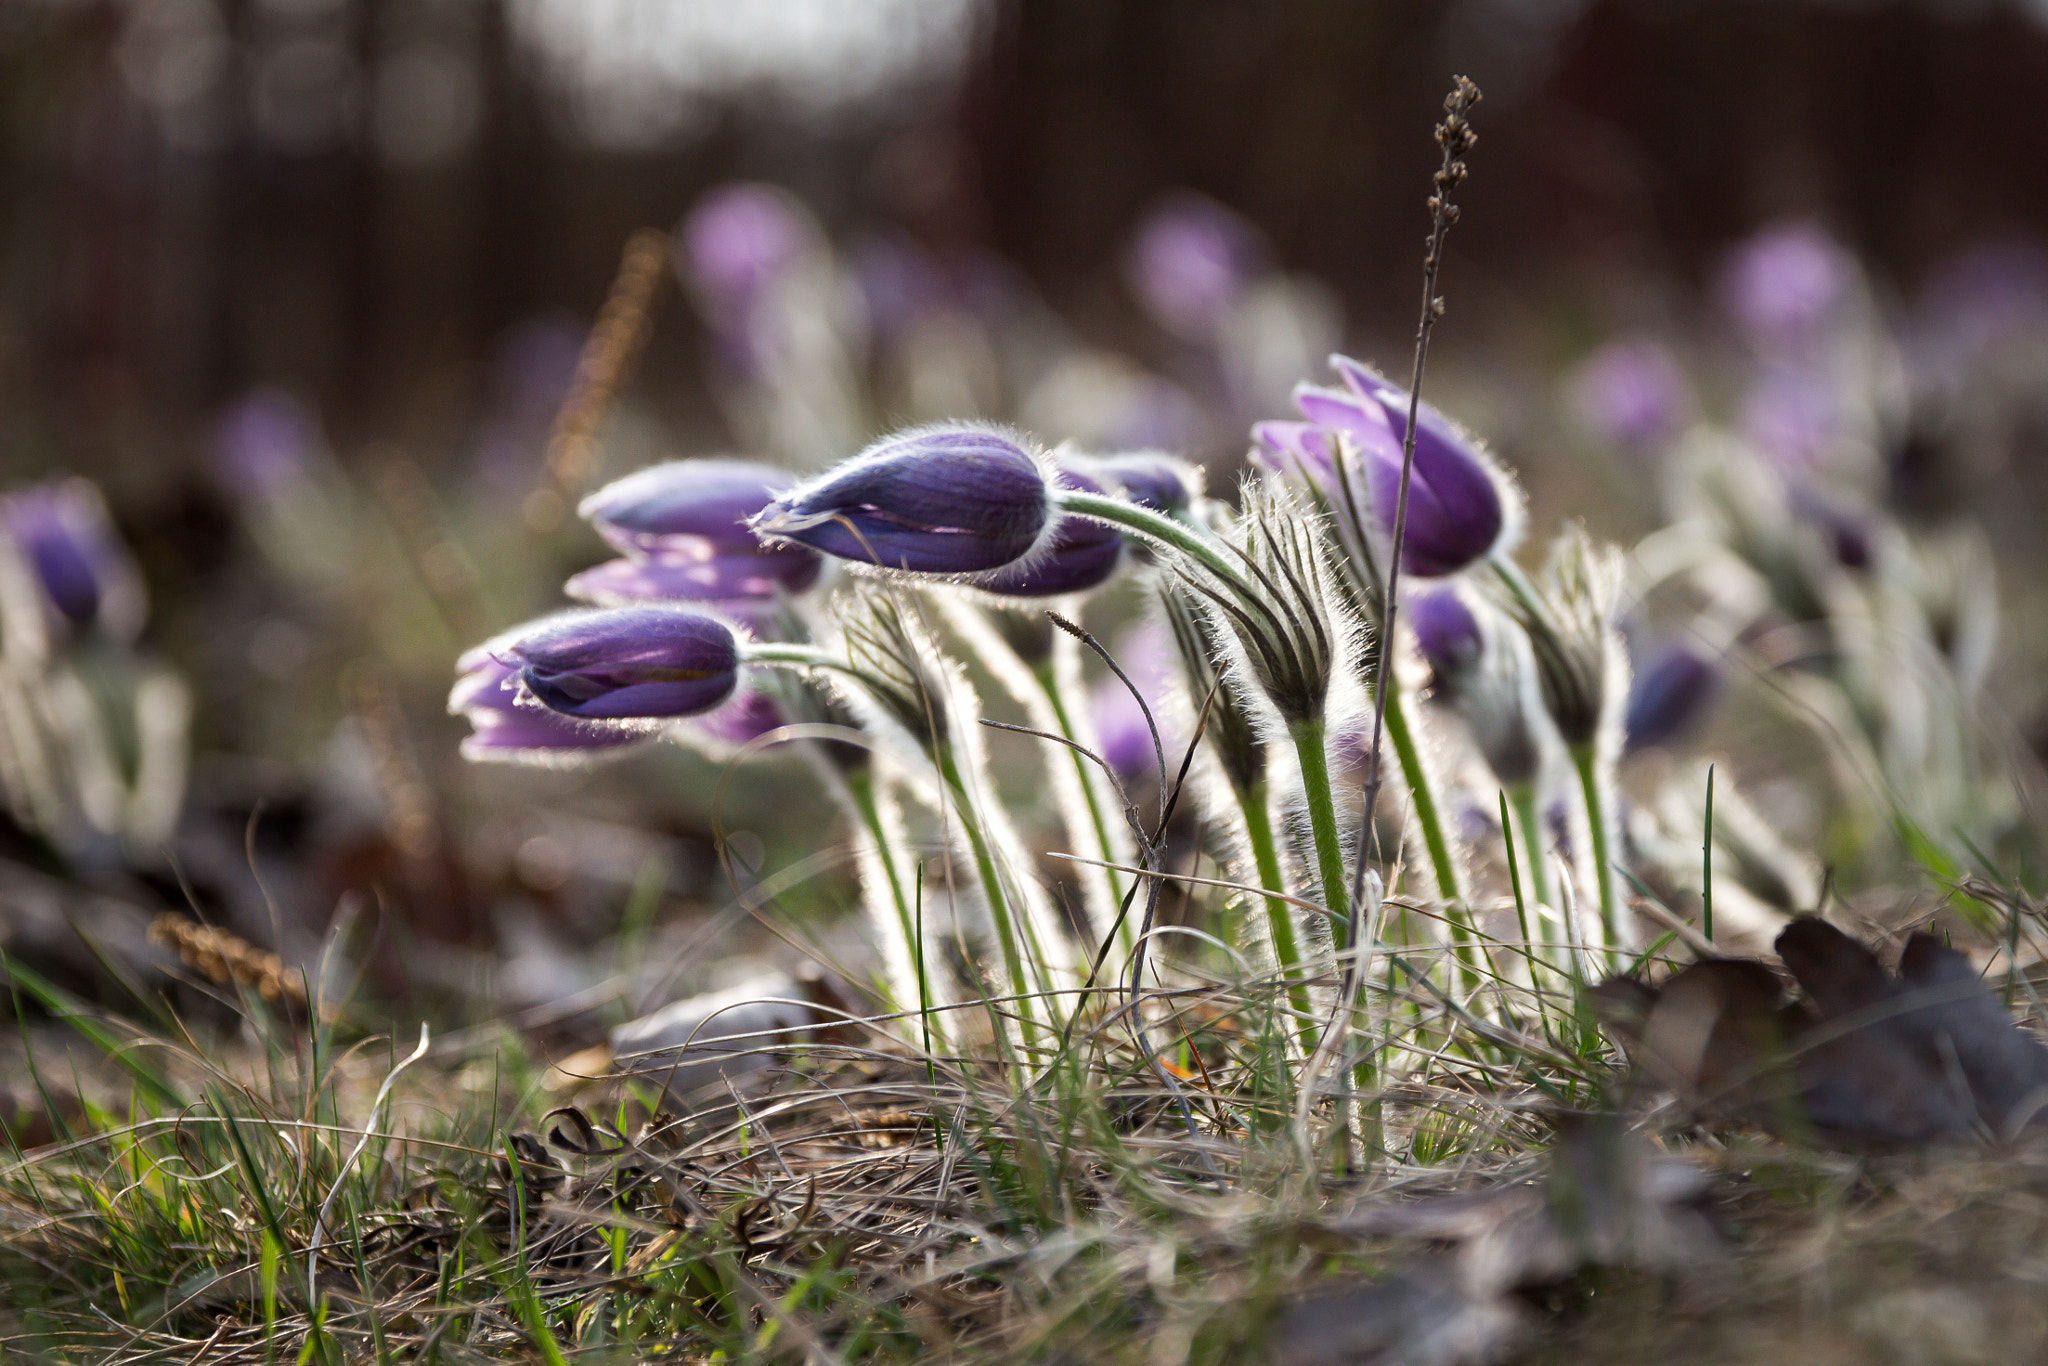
[1123,193,1263,339]
[492,606,741,720]
[579,459,800,558]
[750,423,1051,574]
[690,688,787,752]
[448,653,648,763]
[1622,640,1720,753]
[963,466,1122,597]
[564,547,822,606]
[1408,588,1485,686]
[0,479,146,641]
[1086,452,1202,516]
[1568,339,1689,450]
[1719,221,1852,343]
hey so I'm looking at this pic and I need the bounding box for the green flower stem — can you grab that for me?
[1055,491,1248,587]
[1289,716,1350,945]
[1241,779,1315,1048]
[1379,679,1461,904]
[1032,653,1136,960]
[932,735,1051,1043]
[840,767,929,1031]
[1508,781,1553,924]
[1571,741,1621,964]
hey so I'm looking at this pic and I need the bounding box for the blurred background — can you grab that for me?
[6,0,2048,1026]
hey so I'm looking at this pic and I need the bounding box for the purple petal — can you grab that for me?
[565,548,820,605]
[580,459,796,556]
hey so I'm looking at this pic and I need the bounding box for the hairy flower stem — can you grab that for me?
[840,767,935,1047]
[1379,680,1461,906]
[1571,741,1621,965]
[1054,491,1246,586]
[1242,780,1316,1051]
[932,734,1053,1046]
[1289,717,1351,944]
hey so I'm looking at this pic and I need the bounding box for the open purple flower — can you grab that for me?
[449,653,648,763]
[580,460,799,558]
[1253,357,1517,578]
[490,606,741,720]
[0,478,146,641]
[750,423,1051,574]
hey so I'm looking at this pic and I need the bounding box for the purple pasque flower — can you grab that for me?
[1719,221,1852,344]
[1085,451,1202,516]
[450,652,650,762]
[750,423,1052,574]
[1407,588,1485,685]
[1254,356,1516,578]
[678,184,805,319]
[691,688,788,752]
[0,478,146,641]
[1123,193,1263,340]
[1568,339,1689,450]
[1622,639,1720,753]
[490,606,742,720]
[962,465,1123,597]
[565,546,822,606]
[580,459,800,558]
[1089,620,1180,780]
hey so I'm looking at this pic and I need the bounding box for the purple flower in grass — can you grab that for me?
[1623,640,1720,753]
[566,547,822,606]
[580,460,800,558]
[489,606,741,721]
[1720,222,1852,344]
[1124,193,1263,340]
[751,423,1051,574]
[0,478,146,642]
[1569,339,1689,450]
[679,184,805,319]
[1254,356,1517,578]
[449,654,648,763]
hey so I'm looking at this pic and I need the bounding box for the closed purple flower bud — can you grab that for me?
[493,606,741,720]
[0,479,146,641]
[1568,339,1689,450]
[691,689,787,751]
[449,654,646,762]
[1327,356,1514,577]
[963,467,1123,597]
[1408,589,1484,685]
[751,423,1051,574]
[565,548,822,606]
[580,460,800,558]
[1088,452,1202,515]
[1123,193,1263,339]
[1622,641,1720,753]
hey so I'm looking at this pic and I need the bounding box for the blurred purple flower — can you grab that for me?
[752,423,1050,574]
[1568,339,1689,450]
[449,653,648,763]
[487,606,742,721]
[1087,452,1202,516]
[1408,588,1484,685]
[849,232,945,348]
[678,183,806,318]
[213,389,320,503]
[1622,639,1720,753]
[1089,621,1179,781]
[0,478,146,641]
[1740,363,1843,470]
[1720,222,1853,343]
[564,547,822,606]
[1914,238,2048,360]
[581,460,802,558]
[691,688,788,751]
[1124,193,1264,340]
[1252,356,1516,577]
